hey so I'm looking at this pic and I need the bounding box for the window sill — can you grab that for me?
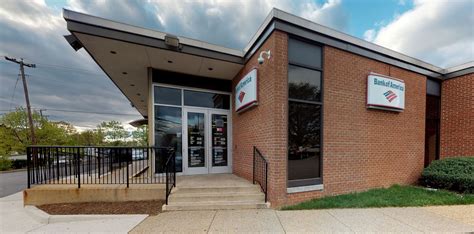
[287,184,324,194]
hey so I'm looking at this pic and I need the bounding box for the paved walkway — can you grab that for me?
[1,190,472,233]
[0,192,147,233]
[131,205,474,233]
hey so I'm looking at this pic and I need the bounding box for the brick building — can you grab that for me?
[64,8,473,206]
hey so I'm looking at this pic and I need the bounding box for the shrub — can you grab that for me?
[420,157,474,193]
[11,159,27,169]
[0,156,12,171]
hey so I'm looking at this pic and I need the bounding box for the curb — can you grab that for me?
[24,205,148,224]
[0,169,27,174]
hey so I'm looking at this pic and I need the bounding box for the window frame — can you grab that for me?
[152,83,232,174]
[287,36,325,188]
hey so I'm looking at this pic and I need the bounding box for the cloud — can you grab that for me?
[0,0,140,129]
[1,0,348,130]
[66,0,349,49]
[364,0,474,68]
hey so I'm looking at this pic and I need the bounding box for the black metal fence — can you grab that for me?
[26,146,175,188]
[253,146,268,202]
[164,150,176,205]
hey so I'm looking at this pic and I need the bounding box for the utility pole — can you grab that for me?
[4,56,37,145]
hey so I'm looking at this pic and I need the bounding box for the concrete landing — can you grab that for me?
[163,174,269,211]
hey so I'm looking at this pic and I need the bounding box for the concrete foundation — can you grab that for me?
[23,184,165,206]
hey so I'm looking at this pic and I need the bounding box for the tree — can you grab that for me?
[97,120,130,145]
[0,108,75,156]
[131,125,148,146]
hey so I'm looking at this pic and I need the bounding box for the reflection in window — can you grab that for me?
[184,90,230,109]
[287,38,323,187]
[154,86,181,106]
[288,65,321,102]
[288,102,321,180]
[288,38,322,69]
[155,106,182,172]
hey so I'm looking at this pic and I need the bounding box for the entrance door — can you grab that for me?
[183,108,231,175]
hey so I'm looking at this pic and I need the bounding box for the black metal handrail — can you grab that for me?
[26,146,174,188]
[164,149,176,205]
[253,146,268,202]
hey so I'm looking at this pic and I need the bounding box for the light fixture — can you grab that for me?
[258,50,271,65]
[165,34,180,48]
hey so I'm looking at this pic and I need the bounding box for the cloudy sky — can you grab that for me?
[0,0,473,130]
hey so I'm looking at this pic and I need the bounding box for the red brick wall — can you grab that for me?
[232,30,288,206]
[284,46,426,206]
[440,73,474,158]
[232,31,427,207]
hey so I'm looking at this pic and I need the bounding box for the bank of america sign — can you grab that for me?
[367,73,405,111]
[235,68,258,113]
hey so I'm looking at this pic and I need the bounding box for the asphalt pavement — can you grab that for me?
[0,170,27,197]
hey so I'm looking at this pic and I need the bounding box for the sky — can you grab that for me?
[0,0,473,130]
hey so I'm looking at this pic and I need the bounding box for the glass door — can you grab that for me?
[209,110,231,174]
[183,109,208,174]
[183,108,232,175]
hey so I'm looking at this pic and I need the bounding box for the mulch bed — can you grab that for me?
[37,200,164,216]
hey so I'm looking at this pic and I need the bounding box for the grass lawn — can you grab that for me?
[282,185,474,210]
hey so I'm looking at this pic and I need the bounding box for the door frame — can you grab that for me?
[182,108,232,175]
[151,83,233,175]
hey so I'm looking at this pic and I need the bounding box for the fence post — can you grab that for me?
[126,148,129,188]
[265,162,268,203]
[77,148,81,189]
[165,163,169,205]
[173,150,176,187]
[253,147,255,184]
[27,147,31,189]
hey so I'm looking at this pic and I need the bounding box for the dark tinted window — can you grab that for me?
[184,90,230,109]
[154,106,182,172]
[154,86,181,105]
[289,38,322,69]
[288,65,322,102]
[288,102,321,180]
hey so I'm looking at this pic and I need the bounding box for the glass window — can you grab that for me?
[154,106,182,172]
[184,90,230,109]
[288,65,322,102]
[288,102,321,181]
[154,86,181,105]
[288,38,323,187]
[288,38,322,69]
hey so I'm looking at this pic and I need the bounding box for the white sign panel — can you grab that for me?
[235,69,257,112]
[367,73,405,111]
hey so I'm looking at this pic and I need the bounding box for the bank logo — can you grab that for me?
[384,90,397,102]
[238,91,246,102]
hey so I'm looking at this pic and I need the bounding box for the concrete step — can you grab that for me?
[173,185,262,194]
[162,201,270,211]
[169,192,265,202]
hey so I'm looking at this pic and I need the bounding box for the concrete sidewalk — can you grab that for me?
[0,192,147,233]
[131,205,474,233]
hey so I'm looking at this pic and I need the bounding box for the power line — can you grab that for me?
[9,74,21,111]
[0,108,140,116]
[1,60,104,76]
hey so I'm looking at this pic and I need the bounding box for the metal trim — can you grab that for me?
[443,67,474,80]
